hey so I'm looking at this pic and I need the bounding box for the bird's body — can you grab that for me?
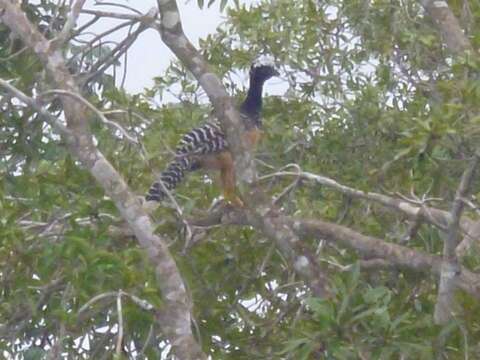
[146,57,278,204]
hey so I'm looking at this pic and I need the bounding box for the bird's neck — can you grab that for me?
[240,76,265,127]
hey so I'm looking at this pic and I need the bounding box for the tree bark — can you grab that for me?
[0,2,205,358]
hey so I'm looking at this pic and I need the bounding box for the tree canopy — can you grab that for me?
[1,0,480,359]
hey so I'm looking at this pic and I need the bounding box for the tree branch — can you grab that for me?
[188,205,480,300]
[0,2,203,358]
[259,168,475,236]
[81,9,143,21]
[420,0,472,54]
[434,151,480,324]
[154,0,331,297]
[154,0,252,181]
[292,217,480,299]
[53,0,88,49]
[80,21,149,85]
[41,89,139,144]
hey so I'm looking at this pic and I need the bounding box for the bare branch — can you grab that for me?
[0,79,70,136]
[70,14,100,39]
[78,291,117,315]
[80,22,148,85]
[78,290,154,317]
[94,1,143,15]
[293,217,480,299]
[446,154,480,260]
[0,45,27,61]
[434,152,480,324]
[41,89,139,144]
[116,291,124,357]
[150,177,193,244]
[457,220,480,257]
[72,19,135,58]
[81,9,142,21]
[189,204,480,300]
[259,169,453,231]
[54,0,88,49]
[357,258,395,270]
[187,201,330,296]
[420,0,472,54]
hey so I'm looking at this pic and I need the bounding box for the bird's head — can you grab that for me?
[250,55,279,83]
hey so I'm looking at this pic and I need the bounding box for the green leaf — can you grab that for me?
[363,286,391,305]
[277,338,310,355]
[304,297,334,327]
[23,347,46,360]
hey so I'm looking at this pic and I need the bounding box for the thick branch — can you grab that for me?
[420,0,472,54]
[190,202,330,296]
[154,0,330,297]
[434,152,480,324]
[154,0,253,181]
[457,220,480,257]
[445,154,480,260]
[189,205,480,300]
[53,0,87,49]
[0,2,203,358]
[421,0,479,259]
[260,169,477,236]
[293,218,480,299]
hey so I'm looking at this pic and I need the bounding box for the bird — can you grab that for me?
[145,56,279,206]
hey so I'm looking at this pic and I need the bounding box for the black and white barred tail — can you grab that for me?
[145,121,228,202]
[175,120,226,155]
[145,156,192,202]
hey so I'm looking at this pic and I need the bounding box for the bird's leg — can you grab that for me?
[244,128,263,148]
[219,153,244,207]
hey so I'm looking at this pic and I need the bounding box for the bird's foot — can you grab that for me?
[223,192,245,208]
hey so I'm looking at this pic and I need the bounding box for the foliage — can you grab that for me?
[1,0,480,358]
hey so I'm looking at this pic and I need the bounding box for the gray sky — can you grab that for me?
[79,0,286,101]
[80,1,236,93]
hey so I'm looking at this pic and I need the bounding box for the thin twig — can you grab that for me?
[272,177,300,206]
[258,168,451,231]
[78,290,154,316]
[151,177,193,248]
[123,291,154,312]
[81,9,141,21]
[0,79,70,136]
[78,291,117,315]
[0,46,28,61]
[81,23,147,85]
[41,89,139,144]
[434,151,480,324]
[94,1,143,15]
[69,14,100,40]
[140,324,155,355]
[116,291,124,357]
[54,0,88,48]
[72,19,135,69]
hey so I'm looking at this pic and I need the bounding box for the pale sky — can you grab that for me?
[80,0,247,93]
